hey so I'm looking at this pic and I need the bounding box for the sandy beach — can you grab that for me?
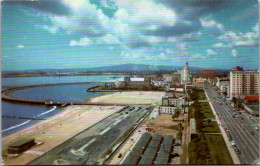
[87,91,165,105]
[2,105,121,165]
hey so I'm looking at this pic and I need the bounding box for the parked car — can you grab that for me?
[250,131,254,135]
[224,128,229,132]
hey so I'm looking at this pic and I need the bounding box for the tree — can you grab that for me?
[207,119,211,125]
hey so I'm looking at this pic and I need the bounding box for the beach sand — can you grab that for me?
[2,105,120,165]
[87,91,165,105]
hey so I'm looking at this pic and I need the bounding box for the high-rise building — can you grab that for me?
[201,69,215,79]
[230,66,259,98]
[180,62,191,84]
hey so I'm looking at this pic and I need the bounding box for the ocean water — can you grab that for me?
[1,75,123,136]
[2,75,118,86]
[11,84,101,102]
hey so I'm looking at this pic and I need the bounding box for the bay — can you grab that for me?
[1,75,123,136]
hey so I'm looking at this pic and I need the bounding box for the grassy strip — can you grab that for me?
[189,134,233,164]
[205,134,233,164]
[202,121,220,133]
[199,102,215,119]
[198,91,207,100]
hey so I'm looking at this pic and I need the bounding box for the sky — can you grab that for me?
[1,0,259,71]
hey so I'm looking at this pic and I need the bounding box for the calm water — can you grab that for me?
[2,75,123,136]
[2,75,118,86]
[11,84,101,102]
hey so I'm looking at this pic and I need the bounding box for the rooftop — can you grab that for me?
[9,138,35,148]
[245,96,259,102]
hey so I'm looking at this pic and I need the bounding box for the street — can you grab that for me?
[204,83,259,164]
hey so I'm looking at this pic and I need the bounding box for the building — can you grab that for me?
[159,96,185,114]
[162,97,185,108]
[172,72,181,84]
[201,69,215,79]
[179,62,191,84]
[193,77,206,89]
[230,66,259,98]
[216,77,230,97]
[8,138,36,154]
[169,85,184,92]
[115,76,153,89]
[159,106,176,114]
[243,103,259,116]
[216,77,230,87]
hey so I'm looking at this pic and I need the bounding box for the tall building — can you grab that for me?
[180,62,191,84]
[230,66,259,98]
[201,69,215,79]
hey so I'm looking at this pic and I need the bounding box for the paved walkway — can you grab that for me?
[204,90,240,164]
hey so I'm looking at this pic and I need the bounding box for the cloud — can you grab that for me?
[38,25,59,34]
[218,30,259,47]
[70,37,92,47]
[121,47,169,62]
[191,53,206,59]
[200,17,224,36]
[96,34,120,44]
[207,49,217,56]
[212,42,231,48]
[253,22,259,32]
[12,0,237,50]
[4,0,71,16]
[232,49,237,57]
[17,45,25,49]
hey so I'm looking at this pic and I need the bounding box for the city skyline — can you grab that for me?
[2,0,259,71]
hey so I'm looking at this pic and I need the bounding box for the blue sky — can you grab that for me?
[1,0,259,71]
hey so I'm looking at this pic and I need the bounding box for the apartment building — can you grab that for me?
[230,66,259,98]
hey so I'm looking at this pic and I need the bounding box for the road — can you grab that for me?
[28,106,152,165]
[204,83,259,164]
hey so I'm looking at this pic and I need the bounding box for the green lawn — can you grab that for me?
[205,134,233,164]
[198,91,207,100]
[189,134,233,164]
[199,102,215,118]
[202,121,220,133]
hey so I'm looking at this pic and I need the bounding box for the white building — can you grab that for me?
[179,62,191,84]
[159,106,176,114]
[168,97,185,108]
[230,66,259,98]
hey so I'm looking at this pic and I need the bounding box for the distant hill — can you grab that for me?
[2,63,229,75]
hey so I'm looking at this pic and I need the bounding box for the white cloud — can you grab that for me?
[121,48,169,62]
[166,48,174,54]
[191,53,206,59]
[200,17,224,36]
[17,45,25,49]
[167,32,201,43]
[41,25,59,34]
[218,30,259,47]
[253,22,259,32]
[70,37,92,47]
[114,0,176,28]
[232,49,237,57]
[109,46,114,50]
[212,42,231,48]
[96,34,120,44]
[207,49,217,56]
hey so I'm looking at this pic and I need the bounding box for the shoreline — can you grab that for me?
[2,104,121,165]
